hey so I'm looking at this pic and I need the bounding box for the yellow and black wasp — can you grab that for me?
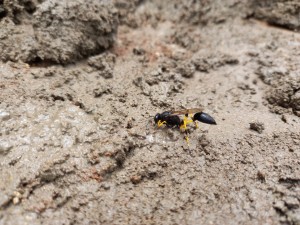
[154,108,217,143]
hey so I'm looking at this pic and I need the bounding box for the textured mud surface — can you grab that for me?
[0,0,300,224]
[253,0,300,31]
[0,0,118,63]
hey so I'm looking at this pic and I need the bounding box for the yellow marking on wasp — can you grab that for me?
[157,120,166,128]
[180,115,193,130]
[181,114,194,145]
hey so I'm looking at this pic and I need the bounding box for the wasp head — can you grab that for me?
[154,113,161,123]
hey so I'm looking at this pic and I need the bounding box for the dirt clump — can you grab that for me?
[255,44,300,117]
[266,77,300,116]
[249,122,265,134]
[252,0,300,31]
[0,0,118,63]
[88,53,116,79]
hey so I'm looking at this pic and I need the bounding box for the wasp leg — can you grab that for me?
[180,119,187,130]
[188,114,196,128]
[184,129,190,145]
[180,115,193,130]
[194,121,199,128]
[186,115,193,126]
[157,120,166,128]
[182,115,194,145]
[185,135,190,145]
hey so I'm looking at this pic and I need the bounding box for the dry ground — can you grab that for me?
[0,1,299,224]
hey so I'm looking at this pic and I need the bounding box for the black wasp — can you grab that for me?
[154,108,217,143]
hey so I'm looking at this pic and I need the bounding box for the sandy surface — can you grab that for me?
[0,0,299,224]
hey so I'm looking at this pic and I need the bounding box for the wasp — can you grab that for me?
[154,108,216,143]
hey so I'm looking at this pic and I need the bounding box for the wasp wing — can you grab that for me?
[170,108,203,115]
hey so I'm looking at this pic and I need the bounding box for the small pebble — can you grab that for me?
[0,142,13,155]
[250,122,265,134]
[0,111,11,121]
[13,197,20,205]
[130,175,142,184]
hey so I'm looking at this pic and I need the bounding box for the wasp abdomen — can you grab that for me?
[193,112,217,125]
